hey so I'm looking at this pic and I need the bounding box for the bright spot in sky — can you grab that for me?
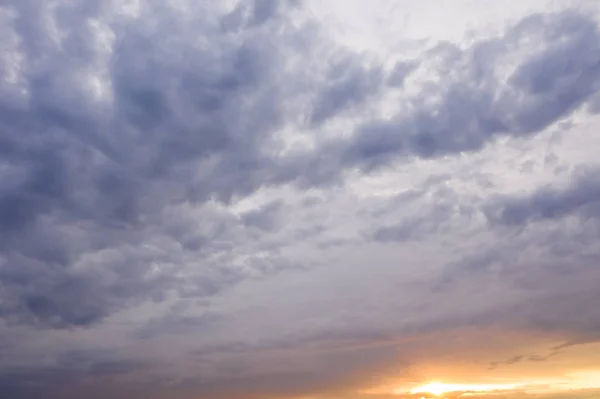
[410,382,519,396]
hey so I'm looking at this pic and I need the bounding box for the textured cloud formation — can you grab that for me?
[485,167,600,225]
[0,0,310,329]
[1,0,600,398]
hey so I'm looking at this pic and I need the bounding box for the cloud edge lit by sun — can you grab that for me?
[408,382,521,397]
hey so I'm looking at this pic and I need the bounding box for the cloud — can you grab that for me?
[309,56,384,126]
[484,167,600,226]
[178,342,405,399]
[240,200,284,231]
[1,0,600,398]
[133,310,222,340]
[0,347,155,399]
[489,354,564,372]
[280,10,600,185]
[349,11,600,158]
[0,0,315,329]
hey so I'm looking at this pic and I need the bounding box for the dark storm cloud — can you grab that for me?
[484,168,600,226]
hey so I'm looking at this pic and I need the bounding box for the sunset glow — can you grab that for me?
[410,382,519,396]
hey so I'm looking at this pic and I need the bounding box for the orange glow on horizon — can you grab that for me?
[409,382,519,396]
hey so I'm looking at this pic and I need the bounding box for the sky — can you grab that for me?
[1,0,600,398]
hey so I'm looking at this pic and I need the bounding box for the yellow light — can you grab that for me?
[412,382,451,396]
[410,382,519,396]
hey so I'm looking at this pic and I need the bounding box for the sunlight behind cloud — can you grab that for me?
[409,382,520,396]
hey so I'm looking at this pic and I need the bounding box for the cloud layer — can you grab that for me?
[1,0,600,398]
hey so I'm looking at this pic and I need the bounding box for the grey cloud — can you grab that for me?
[297,11,600,181]
[504,286,600,335]
[0,244,182,328]
[240,200,284,231]
[309,57,384,126]
[387,60,418,87]
[134,311,222,340]
[488,355,525,369]
[435,216,600,345]
[489,347,562,369]
[222,0,300,30]
[372,222,415,243]
[0,0,310,329]
[484,168,600,226]
[507,14,600,131]
[588,92,600,113]
[2,331,404,399]
[1,1,600,398]
[340,120,406,172]
[0,347,154,399]
[369,178,479,243]
[371,201,465,243]
[181,343,405,399]
[246,11,600,188]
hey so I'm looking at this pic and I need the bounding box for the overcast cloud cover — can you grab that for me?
[1,0,600,398]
